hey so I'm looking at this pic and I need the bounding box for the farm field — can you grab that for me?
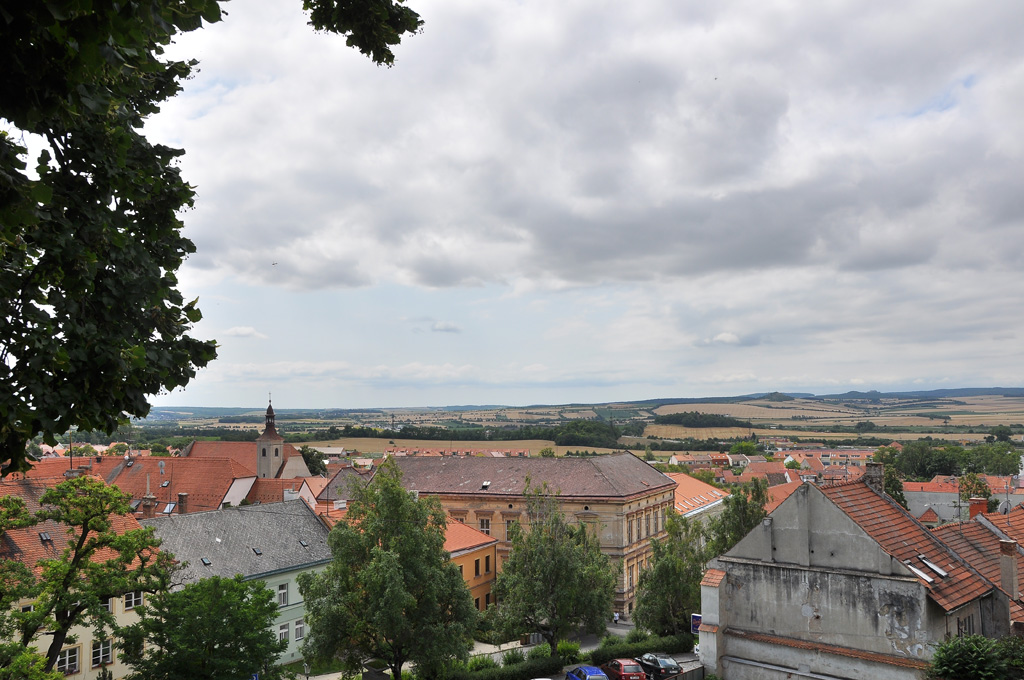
[304,438,620,457]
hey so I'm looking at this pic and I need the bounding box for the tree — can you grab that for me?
[117,575,286,680]
[298,458,476,680]
[958,473,992,504]
[539,446,556,458]
[0,0,424,476]
[706,479,768,558]
[0,476,170,672]
[785,459,801,470]
[990,425,1014,443]
[728,441,759,458]
[928,634,1007,680]
[492,483,616,651]
[300,444,329,476]
[883,465,908,510]
[634,512,708,637]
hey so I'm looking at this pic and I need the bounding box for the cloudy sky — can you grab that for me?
[147,0,1024,409]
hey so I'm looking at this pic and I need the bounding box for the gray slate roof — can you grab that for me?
[141,500,331,585]
[394,452,674,499]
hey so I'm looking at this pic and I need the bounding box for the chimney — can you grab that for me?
[1000,540,1020,599]
[142,474,157,519]
[865,462,884,492]
[177,493,188,514]
[969,497,988,519]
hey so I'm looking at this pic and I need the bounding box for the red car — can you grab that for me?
[601,659,647,680]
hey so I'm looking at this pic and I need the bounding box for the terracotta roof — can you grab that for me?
[918,508,940,523]
[317,466,373,503]
[665,473,729,516]
[701,568,726,587]
[933,520,1024,604]
[303,477,330,498]
[0,477,152,578]
[698,622,719,633]
[725,628,929,670]
[445,520,498,555]
[246,478,303,504]
[820,479,993,611]
[106,457,255,514]
[979,505,1024,543]
[184,440,303,476]
[394,452,675,500]
[764,480,803,515]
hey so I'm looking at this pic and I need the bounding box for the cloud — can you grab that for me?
[431,321,462,334]
[222,326,267,339]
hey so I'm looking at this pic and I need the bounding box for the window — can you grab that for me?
[635,516,641,540]
[56,647,78,674]
[474,559,481,577]
[485,555,491,574]
[474,597,480,610]
[124,591,143,610]
[20,604,33,613]
[505,520,515,540]
[479,518,490,535]
[279,623,289,642]
[278,583,289,607]
[485,593,491,607]
[646,513,651,537]
[92,639,112,667]
[295,620,305,641]
[627,518,633,544]
[628,565,634,589]
[101,597,112,612]
[262,447,267,457]
[458,564,464,577]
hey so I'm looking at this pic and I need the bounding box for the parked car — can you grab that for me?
[600,659,646,680]
[567,666,610,680]
[635,653,682,680]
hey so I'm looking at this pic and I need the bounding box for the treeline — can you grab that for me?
[653,411,752,428]
[876,441,1022,480]
[303,420,624,449]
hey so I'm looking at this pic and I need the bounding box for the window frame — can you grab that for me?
[277,583,289,607]
[91,638,113,668]
[124,591,143,610]
[56,647,79,674]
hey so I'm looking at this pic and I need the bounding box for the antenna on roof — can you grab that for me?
[159,460,165,475]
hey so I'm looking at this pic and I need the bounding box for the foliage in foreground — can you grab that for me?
[298,458,477,680]
[491,483,616,650]
[586,634,693,666]
[118,575,286,680]
[928,635,1008,680]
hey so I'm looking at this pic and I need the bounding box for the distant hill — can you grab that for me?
[813,387,1024,400]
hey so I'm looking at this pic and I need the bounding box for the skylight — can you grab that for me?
[161,480,169,488]
[39,531,51,542]
[904,560,934,583]
[299,540,309,548]
[918,554,949,578]
[252,547,262,556]
[162,503,175,514]
[200,557,211,566]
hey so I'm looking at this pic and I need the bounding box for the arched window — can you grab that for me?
[262,448,267,457]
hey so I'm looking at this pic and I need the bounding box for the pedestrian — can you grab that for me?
[613,612,619,625]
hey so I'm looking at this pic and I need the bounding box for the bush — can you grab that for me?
[997,636,1024,679]
[600,634,620,648]
[527,643,552,660]
[626,629,650,644]
[468,656,499,672]
[929,635,1007,680]
[558,640,581,664]
[502,649,526,667]
[587,634,694,667]
[448,655,566,680]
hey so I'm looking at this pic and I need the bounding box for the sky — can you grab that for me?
[146,0,1024,410]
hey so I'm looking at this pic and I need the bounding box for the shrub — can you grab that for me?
[600,634,620,648]
[587,634,694,667]
[929,635,1007,680]
[448,655,566,680]
[997,636,1024,679]
[527,643,552,660]
[626,628,650,644]
[558,640,581,664]
[468,656,500,672]
[502,649,526,667]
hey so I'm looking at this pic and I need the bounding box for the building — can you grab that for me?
[445,521,499,612]
[393,452,676,615]
[140,499,332,665]
[0,475,155,679]
[664,472,729,522]
[700,464,1008,680]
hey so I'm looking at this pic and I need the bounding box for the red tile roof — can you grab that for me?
[445,520,498,554]
[820,479,993,611]
[932,520,1024,607]
[106,457,255,514]
[701,568,726,587]
[764,480,803,515]
[246,478,303,504]
[0,477,152,577]
[665,473,729,516]
[184,440,303,475]
[918,508,940,523]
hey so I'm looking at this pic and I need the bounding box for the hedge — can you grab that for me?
[448,655,566,680]
[587,635,694,667]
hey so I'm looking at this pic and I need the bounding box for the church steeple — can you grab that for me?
[256,398,284,479]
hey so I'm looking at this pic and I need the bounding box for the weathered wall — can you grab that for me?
[720,635,927,680]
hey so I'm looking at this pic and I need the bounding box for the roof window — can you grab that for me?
[161,480,169,488]
[903,560,934,583]
[162,503,175,514]
[917,554,949,578]
[39,531,51,542]
[252,547,262,556]
[299,540,309,548]
[200,557,211,566]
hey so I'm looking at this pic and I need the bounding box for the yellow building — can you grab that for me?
[445,520,499,611]
[396,452,676,616]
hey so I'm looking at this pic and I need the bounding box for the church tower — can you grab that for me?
[256,401,285,478]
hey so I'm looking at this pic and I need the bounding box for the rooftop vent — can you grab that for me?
[481,481,491,490]
[299,540,309,548]
[200,557,211,566]
[252,547,262,556]
[126,460,133,467]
